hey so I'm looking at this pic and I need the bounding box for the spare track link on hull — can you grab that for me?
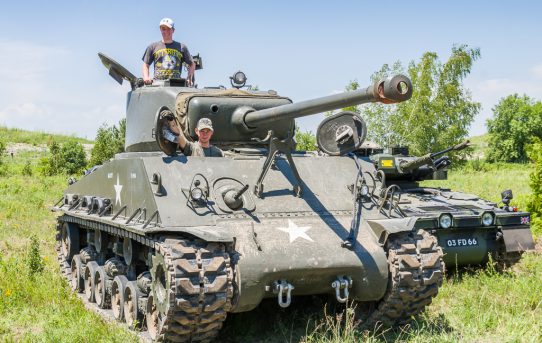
[359,229,444,330]
[55,218,235,343]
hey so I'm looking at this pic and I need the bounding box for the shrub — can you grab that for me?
[39,140,87,176]
[89,118,125,166]
[526,138,542,235]
[27,235,44,278]
[295,128,317,151]
[22,161,33,176]
[0,140,7,176]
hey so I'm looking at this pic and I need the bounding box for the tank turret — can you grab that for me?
[369,140,470,182]
[98,52,412,153]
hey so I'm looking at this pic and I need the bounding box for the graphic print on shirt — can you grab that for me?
[154,48,184,79]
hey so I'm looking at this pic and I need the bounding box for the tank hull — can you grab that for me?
[54,152,444,340]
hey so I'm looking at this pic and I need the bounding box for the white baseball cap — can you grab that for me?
[159,18,175,29]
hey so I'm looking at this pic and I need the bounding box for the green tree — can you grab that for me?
[486,94,542,163]
[89,118,126,166]
[348,45,480,157]
[527,138,542,234]
[295,127,317,151]
[353,61,404,147]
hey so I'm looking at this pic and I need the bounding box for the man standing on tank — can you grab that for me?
[142,18,196,85]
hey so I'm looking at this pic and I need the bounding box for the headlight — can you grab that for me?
[360,184,369,197]
[481,212,494,226]
[190,187,203,201]
[439,214,453,229]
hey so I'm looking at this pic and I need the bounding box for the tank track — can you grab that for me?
[147,238,234,342]
[359,229,444,329]
[55,218,234,342]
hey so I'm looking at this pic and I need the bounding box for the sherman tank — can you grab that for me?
[353,143,535,267]
[53,53,445,342]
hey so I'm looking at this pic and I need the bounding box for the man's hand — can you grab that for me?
[142,63,153,85]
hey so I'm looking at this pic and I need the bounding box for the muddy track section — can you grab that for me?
[56,222,234,342]
[360,229,445,329]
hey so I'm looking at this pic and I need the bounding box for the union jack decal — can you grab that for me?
[521,216,530,224]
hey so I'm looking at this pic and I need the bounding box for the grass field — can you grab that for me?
[0,129,540,342]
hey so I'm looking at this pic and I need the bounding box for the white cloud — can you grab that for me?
[532,64,542,79]
[0,40,70,82]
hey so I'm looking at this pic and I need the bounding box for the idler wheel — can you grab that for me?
[61,222,79,261]
[148,249,170,340]
[84,261,99,303]
[124,281,144,328]
[111,275,129,321]
[70,255,84,293]
[94,266,111,309]
[150,251,170,316]
[146,294,161,340]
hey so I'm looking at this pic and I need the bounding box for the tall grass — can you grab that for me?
[0,163,136,342]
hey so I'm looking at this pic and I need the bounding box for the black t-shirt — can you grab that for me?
[142,41,193,80]
[183,141,224,157]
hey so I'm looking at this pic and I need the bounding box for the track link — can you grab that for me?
[148,238,234,342]
[359,229,444,329]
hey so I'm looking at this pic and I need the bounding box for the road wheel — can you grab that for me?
[70,254,84,293]
[84,261,99,303]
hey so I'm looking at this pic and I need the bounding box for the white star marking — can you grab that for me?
[276,220,313,243]
[114,174,123,206]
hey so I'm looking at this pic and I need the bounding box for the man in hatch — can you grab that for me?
[163,117,224,157]
[142,17,196,85]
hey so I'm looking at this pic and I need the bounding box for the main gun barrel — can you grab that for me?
[236,74,413,129]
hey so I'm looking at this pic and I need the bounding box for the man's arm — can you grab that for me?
[169,120,188,149]
[186,61,196,86]
[142,63,152,85]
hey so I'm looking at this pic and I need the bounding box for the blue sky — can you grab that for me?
[0,1,541,139]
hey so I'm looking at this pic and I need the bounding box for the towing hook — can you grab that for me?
[332,276,353,303]
[272,280,294,308]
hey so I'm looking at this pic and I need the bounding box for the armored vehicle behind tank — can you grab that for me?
[54,53,446,342]
[354,143,535,267]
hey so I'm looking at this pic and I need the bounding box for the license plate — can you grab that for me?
[446,238,478,247]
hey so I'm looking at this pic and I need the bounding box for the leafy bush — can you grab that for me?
[295,128,317,151]
[486,94,542,163]
[526,138,542,235]
[60,141,87,174]
[22,161,33,176]
[89,118,125,166]
[27,235,44,278]
[39,140,87,176]
[0,140,7,176]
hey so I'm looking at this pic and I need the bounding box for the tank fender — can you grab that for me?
[145,225,234,243]
[501,226,535,253]
[366,217,418,245]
